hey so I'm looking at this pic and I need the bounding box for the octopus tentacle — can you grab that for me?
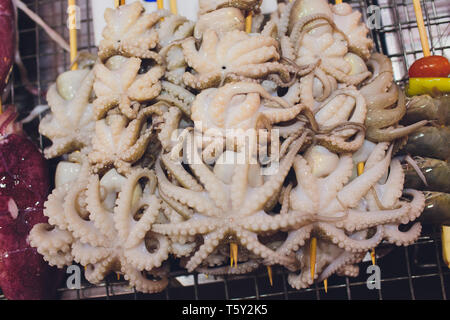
[384,223,422,246]
[122,263,169,294]
[152,216,220,237]
[156,159,222,217]
[236,228,296,268]
[115,168,159,247]
[240,132,309,215]
[336,264,360,278]
[124,232,170,271]
[86,175,116,240]
[317,223,384,253]
[366,121,428,143]
[277,225,314,256]
[71,241,111,266]
[334,204,411,232]
[318,251,365,281]
[185,227,228,272]
[28,224,73,268]
[161,153,203,192]
[85,256,117,284]
[324,145,393,213]
[64,182,107,247]
[43,187,70,230]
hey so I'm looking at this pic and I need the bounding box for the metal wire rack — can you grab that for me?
[5,0,450,300]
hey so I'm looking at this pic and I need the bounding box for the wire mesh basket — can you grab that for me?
[6,0,450,300]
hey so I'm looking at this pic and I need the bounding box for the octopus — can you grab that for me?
[29,155,171,294]
[283,0,373,60]
[93,55,164,120]
[194,8,245,40]
[98,1,164,63]
[291,86,368,153]
[287,13,371,86]
[152,130,314,272]
[157,80,196,116]
[189,82,308,162]
[198,0,262,15]
[89,104,165,174]
[157,14,195,86]
[278,142,425,288]
[360,53,427,142]
[191,82,304,133]
[182,30,295,90]
[331,2,374,60]
[39,69,95,158]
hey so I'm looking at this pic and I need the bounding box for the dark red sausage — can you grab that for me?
[0,0,14,95]
[0,106,62,299]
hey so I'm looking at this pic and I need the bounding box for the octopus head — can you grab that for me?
[304,145,339,178]
[288,0,333,34]
[195,8,245,39]
[191,82,296,134]
[213,150,264,187]
[56,69,91,100]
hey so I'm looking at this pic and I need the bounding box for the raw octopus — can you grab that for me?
[0,106,61,299]
[0,0,14,95]
[29,0,428,295]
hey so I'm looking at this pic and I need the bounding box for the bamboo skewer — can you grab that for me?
[412,0,431,57]
[230,243,238,268]
[310,237,317,280]
[169,0,178,15]
[68,0,77,70]
[245,12,252,33]
[267,266,273,286]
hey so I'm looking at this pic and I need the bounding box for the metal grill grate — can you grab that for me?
[6,0,450,300]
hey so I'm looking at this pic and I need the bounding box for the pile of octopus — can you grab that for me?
[30,0,427,294]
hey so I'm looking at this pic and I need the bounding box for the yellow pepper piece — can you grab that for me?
[407,77,450,96]
[442,226,450,269]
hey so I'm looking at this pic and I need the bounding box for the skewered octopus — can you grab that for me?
[194,8,245,40]
[98,1,164,63]
[158,14,195,86]
[191,82,304,133]
[182,30,295,90]
[89,104,164,174]
[287,13,371,86]
[93,56,164,120]
[29,155,170,293]
[152,131,313,272]
[279,142,425,288]
[39,69,95,158]
[361,53,427,142]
